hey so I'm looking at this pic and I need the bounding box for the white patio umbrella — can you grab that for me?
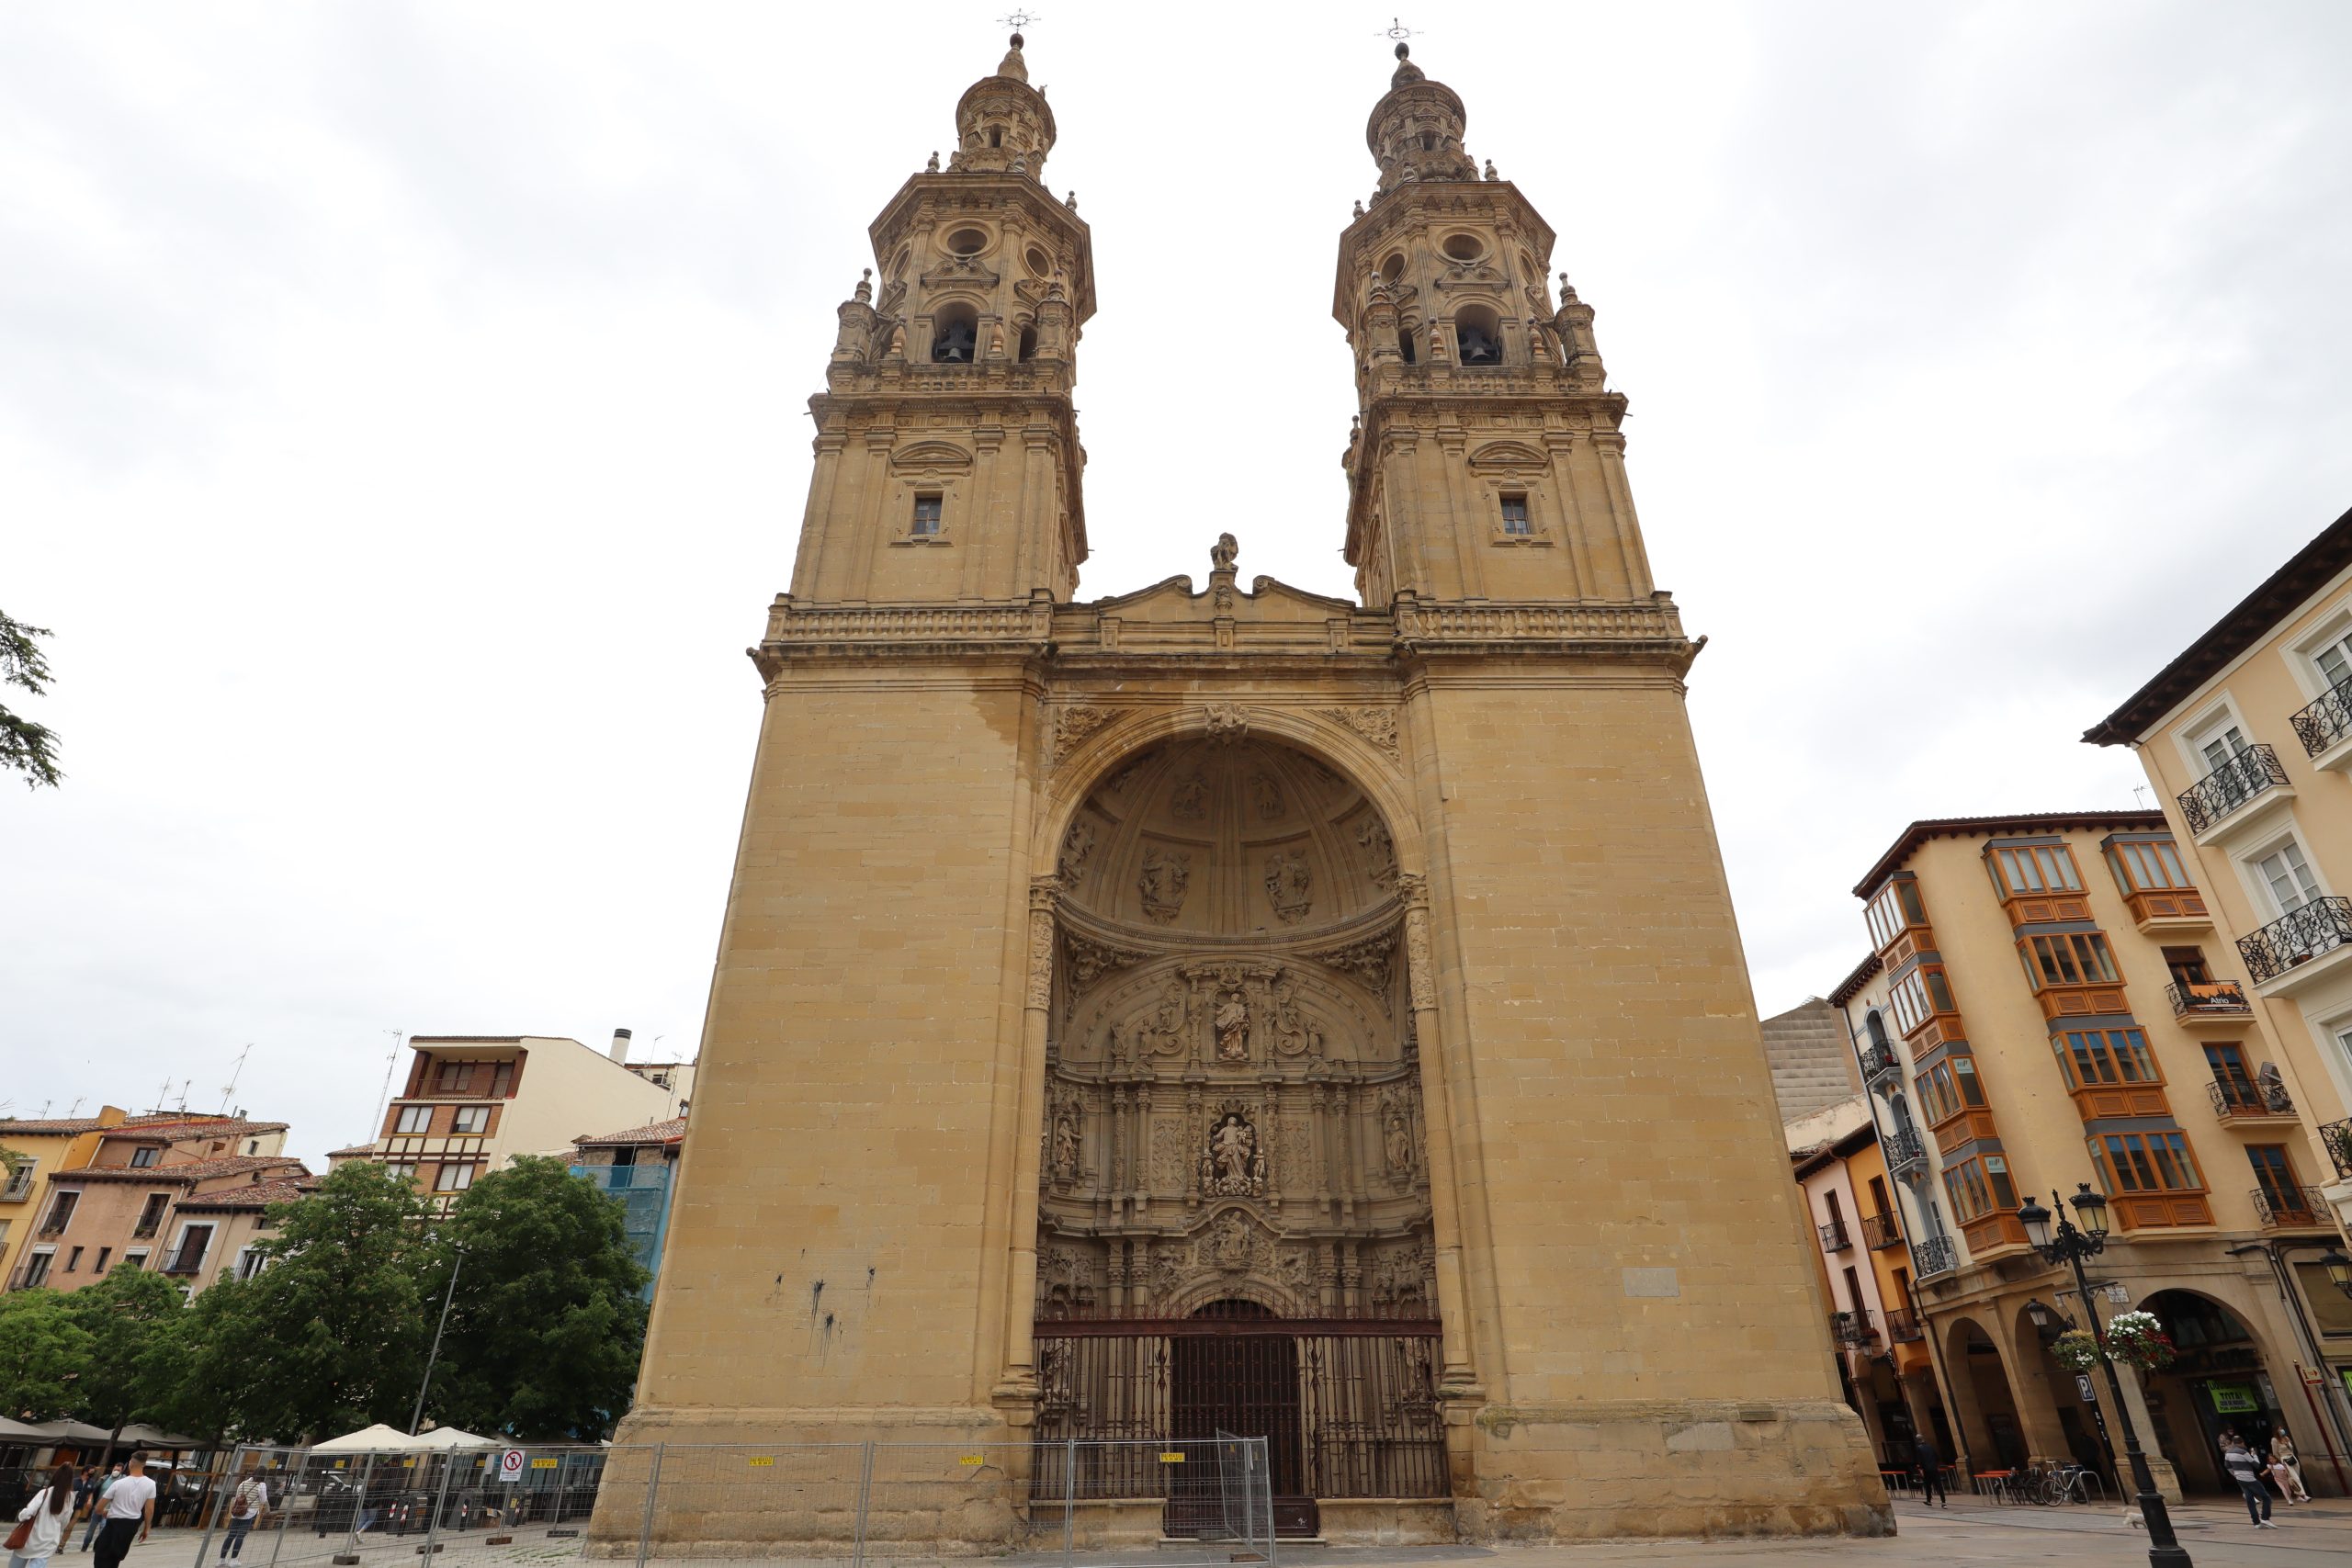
[406,1427,498,1451]
[310,1424,424,1453]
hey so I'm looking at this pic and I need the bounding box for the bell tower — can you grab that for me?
[789,31,1095,606]
[1336,45,1645,608]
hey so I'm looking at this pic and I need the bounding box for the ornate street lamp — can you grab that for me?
[2022,1297,2066,1341]
[2322,1242,2352,1302]
[2016,1185,2188,1568]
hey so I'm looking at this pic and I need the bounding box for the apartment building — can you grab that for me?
[339,1032,684,1209]
[7,1114,305,1293]
[0,1108,127,1289]
[2086,503,2352,1253]
[1843,811,2351,1496]
[571,1115,686,1302]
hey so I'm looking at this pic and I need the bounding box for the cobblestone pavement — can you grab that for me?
[114,1497,2352,1568]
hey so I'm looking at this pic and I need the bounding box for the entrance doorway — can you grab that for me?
[1168,1302,1310,1535]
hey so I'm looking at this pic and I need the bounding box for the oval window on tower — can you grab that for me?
[1025,245,1053,276]
[945,227,989,257]
[1442,233,1484,263]
[1379,253,1407,283]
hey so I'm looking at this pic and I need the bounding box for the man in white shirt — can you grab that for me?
[91,1452,156,1568]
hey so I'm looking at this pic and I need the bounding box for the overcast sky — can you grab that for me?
[6,2,2351,1168]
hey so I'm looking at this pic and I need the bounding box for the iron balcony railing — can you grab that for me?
[1884,1308,1925,1344]
[2323,1117,2352,1179]
[1819,1220,1851,1252]
[2236,897,2352,984]
[1860,1043,1899,1085]
[1885,1126,1928,1174]
[2209,1077,2294,1119]
[1829,1311,1880,1348]
[2165,979,2251,1019]
[2251,1185,2329,1229]
[1912,1234,1959,1279]
[2290,682,2352,757]
[2177,744,2290,833]
[1860,1212,1904,1251]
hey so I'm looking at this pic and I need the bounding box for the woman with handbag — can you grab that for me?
[8,1462,77,1568]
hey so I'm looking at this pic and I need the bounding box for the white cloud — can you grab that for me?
[4,1,2348,1158]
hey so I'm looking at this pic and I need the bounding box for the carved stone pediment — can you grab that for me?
[1466,439,1549,473]
[889,440,975,474]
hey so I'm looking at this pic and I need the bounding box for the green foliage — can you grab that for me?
[0,609,62,790]
[62,1267,189,1433]
[0,1290,95,1419]
[427,1156,650,1440]
[142,1274,265,1444]
[220,1161,440,1441]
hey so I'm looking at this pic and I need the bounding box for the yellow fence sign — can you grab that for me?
[531,1459,559,1470]
[748,1456,775,1468]
[958,1456,984,1467]
[1159,1452,1185,1464]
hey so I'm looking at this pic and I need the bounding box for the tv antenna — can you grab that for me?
[369,1031,406,1146]
[219,1043,254,1113]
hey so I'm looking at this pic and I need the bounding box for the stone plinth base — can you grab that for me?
[1055,1499,1162,1550]
[1315,1499,1457,1544]
[1453,1398,1893,1540]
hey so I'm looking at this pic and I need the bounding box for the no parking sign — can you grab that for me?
[498,1450,526,1482]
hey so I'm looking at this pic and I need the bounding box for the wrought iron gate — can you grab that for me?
[1034,1302,1446,1536]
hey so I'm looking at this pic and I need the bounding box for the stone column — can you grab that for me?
[997,876,1057,1404]
[1398,875,1476,1394]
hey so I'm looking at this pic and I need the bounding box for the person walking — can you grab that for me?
[88,1456,153,1568]
[74,1470,119,1555]
[2267,1432,2310,1503]
[216,1477,267,1563]
[2222,1435,2278,1529]
[9,1463,76,1568]
[1911,1432,1949,1507]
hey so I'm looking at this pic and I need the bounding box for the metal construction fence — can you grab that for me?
[189,1438,1272,1568]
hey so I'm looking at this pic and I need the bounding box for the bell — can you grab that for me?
[1459,325,1500,364]
[933,321,977,362]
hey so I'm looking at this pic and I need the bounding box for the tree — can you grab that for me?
[0,610,62,789]
[64,1267,189,1457]
[142,1273,266,1446]
[222,1161,439,1441]
[0,1291,94,1419]
[428,1156,650,1439]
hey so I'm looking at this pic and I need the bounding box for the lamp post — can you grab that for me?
[2017,1185,2188,1568]
[2324,1242,2352,1301]
[409,1245,465,1436]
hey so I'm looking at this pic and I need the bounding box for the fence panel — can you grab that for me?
[193,1436,1271,1568]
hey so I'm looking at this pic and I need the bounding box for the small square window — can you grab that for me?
[452,1105,491,1134]
[1499,494,1532,536]
[130,1146,159,1168]
[395,1105,432,1135]
[911,494,944,536]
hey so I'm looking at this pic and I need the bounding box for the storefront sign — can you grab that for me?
[2207,1383,2259,1415]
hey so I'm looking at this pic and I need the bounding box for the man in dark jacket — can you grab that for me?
[1911,1433,1948,1506]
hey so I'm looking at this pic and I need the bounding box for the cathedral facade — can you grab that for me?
[613,37,1889,1543]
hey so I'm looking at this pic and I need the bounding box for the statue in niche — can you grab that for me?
[1170,770,1208,819]
[1050,1109,1081,1183]
[1201,1111,1267,1198]
[1058,818,1096,886]
[1265,848,1313,924]
[1205,1209,1255,1272]
[1357,817,1398,890]
[1139,847,1192,923]
[1380,1084,1419,1180]
[1251,772,1285,821]
[1214,987,1250,1063]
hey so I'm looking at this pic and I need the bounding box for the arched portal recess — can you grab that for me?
[1031,735,1442,1533]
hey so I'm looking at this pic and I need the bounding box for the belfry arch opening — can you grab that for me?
[931,301,980,364]
[1033,735,1442,1533]
[1454,303,1503,365]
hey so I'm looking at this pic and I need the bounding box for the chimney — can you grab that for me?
[609,1028,633,1064]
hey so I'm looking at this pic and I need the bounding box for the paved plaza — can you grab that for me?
[115,1495,2352,1568]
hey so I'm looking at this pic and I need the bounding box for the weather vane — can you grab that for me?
[998,10,1043,32]
[1378,17,1419,44]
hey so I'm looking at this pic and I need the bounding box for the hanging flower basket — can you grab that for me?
[2049,1328,2102,1372]
[2102,1310,2177,1371]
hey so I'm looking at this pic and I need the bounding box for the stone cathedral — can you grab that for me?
[608,36,1888,1545]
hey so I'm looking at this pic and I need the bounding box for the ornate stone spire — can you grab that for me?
[949,31,1056,179]
[1365,43,1477,195]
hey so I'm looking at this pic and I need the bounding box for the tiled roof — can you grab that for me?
[108,1116,288,1140]
[1851,810,2167,897]
[573,1116,686,1148]
[175,1176,316,1212]
[326,1143,381,1157]
[0,1117,113,1135]
[62,1155,307,1185]
[1826,952,1881,1008]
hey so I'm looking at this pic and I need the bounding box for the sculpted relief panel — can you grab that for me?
[1037,732,1432,1320]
